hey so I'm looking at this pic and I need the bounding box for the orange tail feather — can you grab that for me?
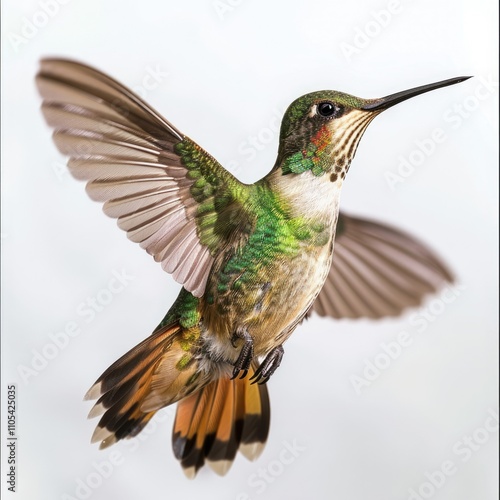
[85,322,205,449]
[172,362,270,478]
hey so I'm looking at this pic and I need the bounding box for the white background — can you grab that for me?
[1,1,498,499]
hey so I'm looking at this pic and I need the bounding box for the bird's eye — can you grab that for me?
[317,101,340,118]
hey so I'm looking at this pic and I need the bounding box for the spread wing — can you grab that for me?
[313,213,454,319]
[36,58,249,297]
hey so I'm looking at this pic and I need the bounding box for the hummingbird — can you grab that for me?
[36,59,469,477]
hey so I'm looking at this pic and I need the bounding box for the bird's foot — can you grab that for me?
[231,328,254,380]
[251,345,284,385]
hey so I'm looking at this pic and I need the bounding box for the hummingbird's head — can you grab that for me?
[275,77,471,183]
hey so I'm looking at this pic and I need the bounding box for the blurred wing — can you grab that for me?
[313,213,454,319]
[37,58,248,297]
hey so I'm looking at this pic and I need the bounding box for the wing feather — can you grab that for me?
[37,58,250,297]
[313,213,454,319]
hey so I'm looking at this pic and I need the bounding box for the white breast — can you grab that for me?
[272,169,343,221]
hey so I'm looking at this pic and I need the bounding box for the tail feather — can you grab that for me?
[172,362,270,478]
[85,325,176,401]
[86,322,203,449]
[86,322,271,476]
[240,375,271,460]
[173,383,224,475]
[205,378,239,475]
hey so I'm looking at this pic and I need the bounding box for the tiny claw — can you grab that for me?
[232,367,249,380]
[250,368,264,385]
[251,345,284,385]
[250,365,263,385]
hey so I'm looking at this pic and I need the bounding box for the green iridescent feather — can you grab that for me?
[175,138,251,255]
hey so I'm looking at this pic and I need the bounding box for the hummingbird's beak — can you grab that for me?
[361,76,472,111]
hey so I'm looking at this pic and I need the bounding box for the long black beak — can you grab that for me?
[362,76,472,111]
